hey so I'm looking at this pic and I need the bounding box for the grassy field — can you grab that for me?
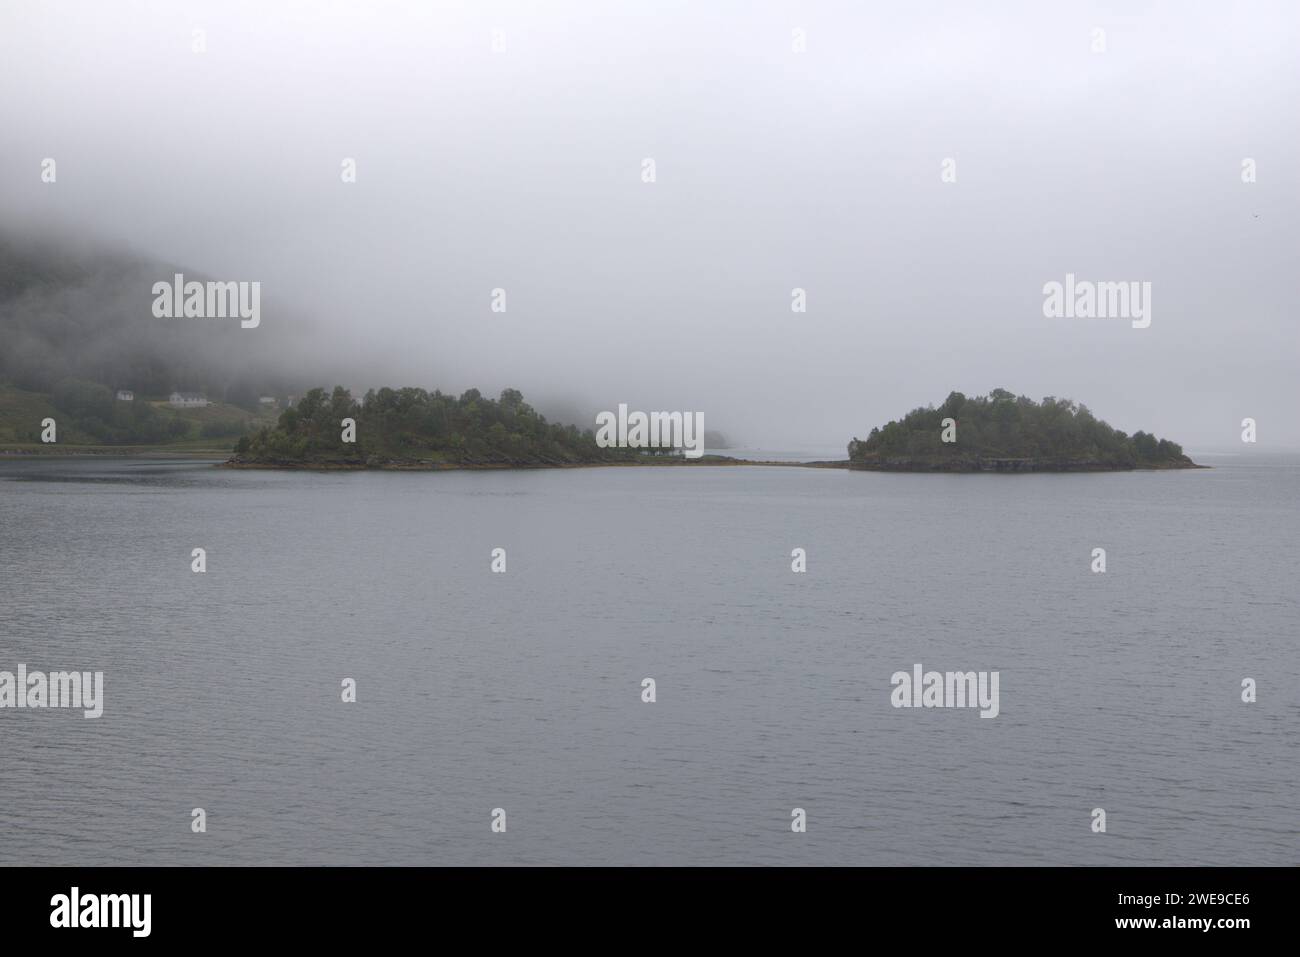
[0,385,96,444]
[0,383,276,454]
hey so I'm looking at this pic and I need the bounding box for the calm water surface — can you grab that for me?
[0,455,1296,865]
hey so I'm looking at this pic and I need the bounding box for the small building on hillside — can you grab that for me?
[115,390,134,402]
[259,396,278,407]
[169,391,209,408]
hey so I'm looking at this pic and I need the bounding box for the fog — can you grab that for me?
[2,0,1297,450]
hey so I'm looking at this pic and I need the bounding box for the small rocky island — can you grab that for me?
[848,389,1201,472]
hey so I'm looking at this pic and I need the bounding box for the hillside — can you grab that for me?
[0,231,304,410]
[0,382,275,450]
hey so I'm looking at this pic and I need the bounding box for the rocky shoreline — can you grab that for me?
[848,455,1205,472]
[218,453,776,470]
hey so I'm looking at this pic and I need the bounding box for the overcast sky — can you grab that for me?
[2,0,1297,450]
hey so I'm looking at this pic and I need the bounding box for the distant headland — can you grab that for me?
[847,389,1201,472]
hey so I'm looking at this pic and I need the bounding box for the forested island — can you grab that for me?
[848,389,1200,471]
[228,386,693,468]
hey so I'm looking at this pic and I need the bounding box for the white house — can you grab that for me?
[259,396,277,407]
[169,391,209,408]
[115,390,134,402]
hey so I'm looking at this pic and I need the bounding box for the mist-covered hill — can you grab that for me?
[0,230,306,407]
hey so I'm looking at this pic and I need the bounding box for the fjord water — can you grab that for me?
[1,456,1295,866]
